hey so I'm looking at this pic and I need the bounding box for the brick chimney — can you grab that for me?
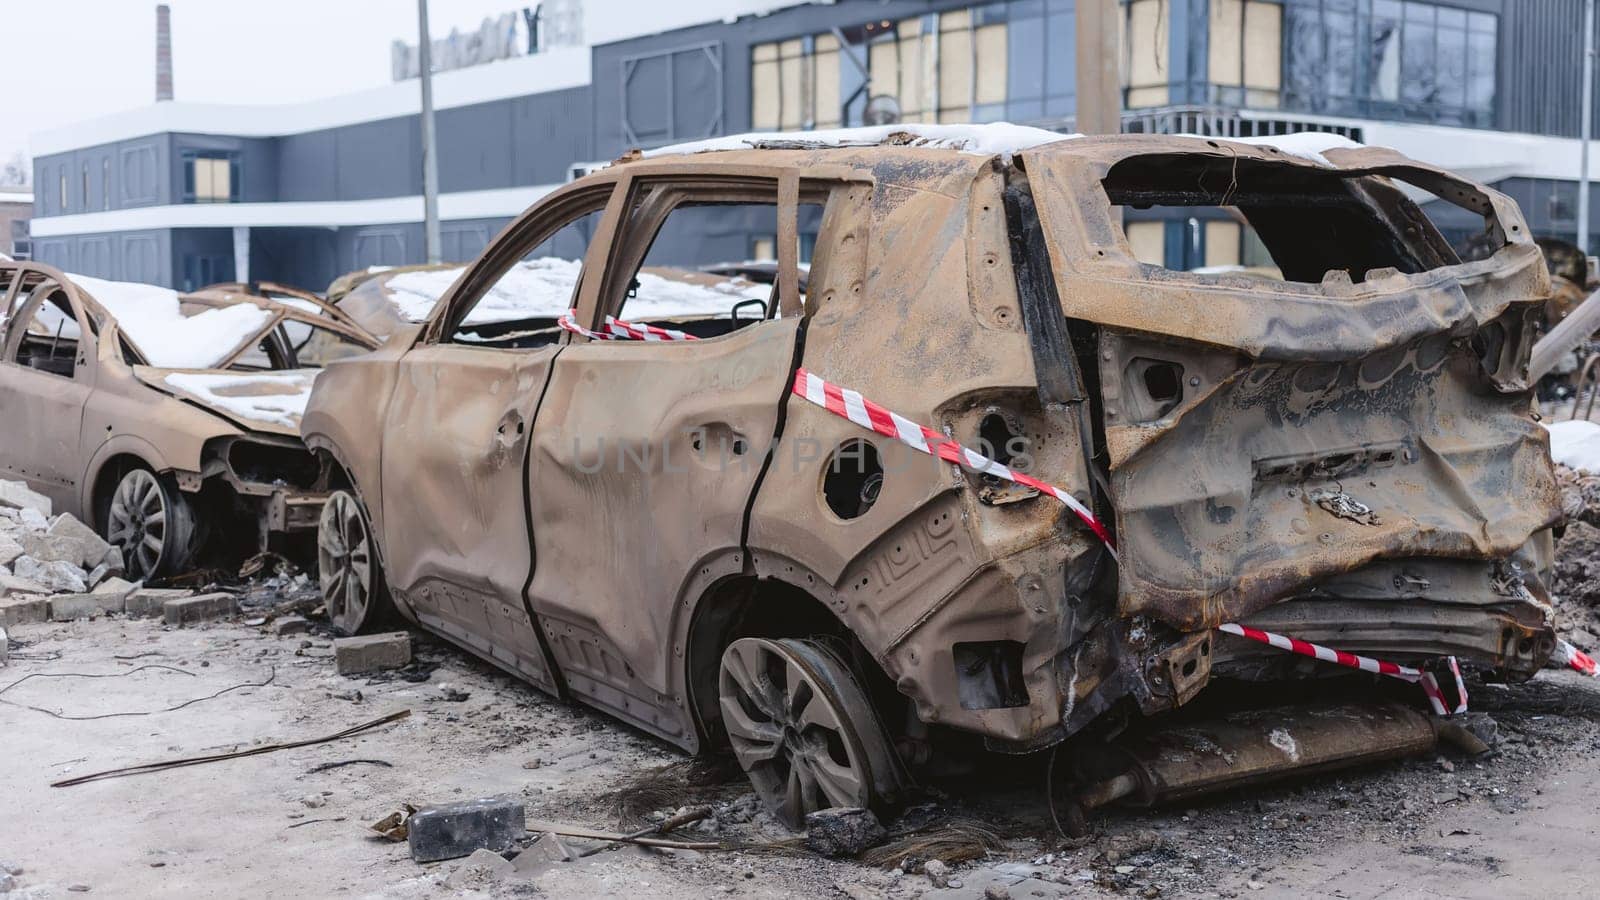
[156,4,174,102]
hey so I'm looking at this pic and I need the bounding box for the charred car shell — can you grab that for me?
[0,262,379,577]
[301,130,1561,825]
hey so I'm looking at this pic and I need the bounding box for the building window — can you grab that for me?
[1123,0,1170,108]
[1281,0,1495,127]
[58,171,67,213]
[751,0,1078,130]
[102,158,111,210]
[1208,0,1283,108]
[182,151,241,203]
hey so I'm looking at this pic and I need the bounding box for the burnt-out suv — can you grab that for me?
[302,127,1560,828]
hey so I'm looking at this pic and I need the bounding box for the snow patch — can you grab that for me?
[162,370,318,429]
[381,258,761,325]
[1179,132,1367,166]
[644,123,1074,159]
[1268,728,1301,762]
[1546,420,1600,474]
[72,274,275,369]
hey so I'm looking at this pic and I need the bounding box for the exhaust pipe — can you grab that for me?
[1057,703,1481,836]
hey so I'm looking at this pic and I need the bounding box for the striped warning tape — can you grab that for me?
[1555,638,1599,677]
[1217,623,1467,716]
[558,308,700,342]
[789,367,1117,553]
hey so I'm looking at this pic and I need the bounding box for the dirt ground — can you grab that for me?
[3,608,1599,900]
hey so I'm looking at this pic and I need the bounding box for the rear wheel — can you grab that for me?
[318,489,393,635]
[105,468,199,580]
[718,637,898,830]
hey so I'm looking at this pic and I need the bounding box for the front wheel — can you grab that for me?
[317,489,394,635]
[105,468,199,580]
[718,637,902,830]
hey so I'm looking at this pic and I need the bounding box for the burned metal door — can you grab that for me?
[0,284,91,513]
[526,317,802,744]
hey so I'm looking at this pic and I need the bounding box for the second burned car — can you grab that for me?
[302,126,1562,828]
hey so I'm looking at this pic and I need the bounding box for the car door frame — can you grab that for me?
[372,173,632,695]
[0,268,97,513]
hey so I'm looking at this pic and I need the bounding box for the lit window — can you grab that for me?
[183,151,240,204]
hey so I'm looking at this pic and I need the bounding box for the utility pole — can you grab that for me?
[1075,0,1121,135]
[1581,0,1595,257]
[417,0,442,264]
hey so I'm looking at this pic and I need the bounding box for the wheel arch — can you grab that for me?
[83,442,170,532]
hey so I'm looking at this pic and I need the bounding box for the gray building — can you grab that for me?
[27,0,1600,289]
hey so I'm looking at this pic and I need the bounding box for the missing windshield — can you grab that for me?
[1103,152,1463,284]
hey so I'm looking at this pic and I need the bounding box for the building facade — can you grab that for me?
[27,0,1600,289]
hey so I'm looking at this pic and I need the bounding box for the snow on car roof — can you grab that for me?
[162,370,318,429]
[70,274,276,369]
[643,123,1075,158]
[381,258,762,325]
[1175,132,1367,167]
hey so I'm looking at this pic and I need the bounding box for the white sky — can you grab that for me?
[1,0,558,167]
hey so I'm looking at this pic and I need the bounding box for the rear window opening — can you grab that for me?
[1103,153,1466,284]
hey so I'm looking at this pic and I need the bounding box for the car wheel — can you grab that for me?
[718,636,897,830]
[318,489,392,635]
[105,468,199,580]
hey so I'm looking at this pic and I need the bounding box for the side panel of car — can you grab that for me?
[744,162,1100,745]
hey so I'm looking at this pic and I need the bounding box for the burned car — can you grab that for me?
[0,262,378,578]
[301,127,1561,828]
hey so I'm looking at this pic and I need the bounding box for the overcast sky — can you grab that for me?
[0,0,546,168]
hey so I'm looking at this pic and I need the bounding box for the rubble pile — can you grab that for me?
[1554,463,1600,651]
[0,478,231,635]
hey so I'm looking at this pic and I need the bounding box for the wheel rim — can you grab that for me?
[719,638,877,829]
[318,490,372,634]
[107,469,167,579]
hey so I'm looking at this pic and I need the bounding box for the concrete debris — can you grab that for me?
[0,534,22,567]
[0,574,49,599]
[925,858,955,888]
[273,615,310,636]
[406,796,526,863]
[163,592,240,626]
[125,588,192,618]
[18,507,48,532]
[334,632,412,675]
[444,847,517,889]
[12,557,88,594]
[0,594,49,628]
[46,515,114,568]
[0,625,8,665]
[48,592,129,621]
[0,480,51,517]
[803,807,887,858]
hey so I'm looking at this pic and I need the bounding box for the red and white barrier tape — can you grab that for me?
[558,308,700,342]
[1555,638,1599,677]
[1219,623,1468,715]
[790,367,1117,553]
[562,330,1497,716]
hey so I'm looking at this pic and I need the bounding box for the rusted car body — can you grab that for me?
[302,131,1560,826]
[0,262,378,577]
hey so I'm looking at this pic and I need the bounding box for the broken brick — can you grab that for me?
[49,592,127,621]
[334,632,411,675]
[273,615,310,636]
[406,796,525,863]
[0,594,48,628]
[163,592,239,626]
[125,588,191,619]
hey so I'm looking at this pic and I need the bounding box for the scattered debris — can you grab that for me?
[273,615,310,636]
[574,805,713,859]
[334,632,412,676]
[444,847,517,889]
[305,758,393,775]
[406,795,526,863]
[803,807,887,858]
[368,805,417,842]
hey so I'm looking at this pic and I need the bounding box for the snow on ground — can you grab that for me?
[382,258,759,324]
[73,274,275,369]
[644,122,1074,158]
[162,370,318,428]
[1547,420,1600,473]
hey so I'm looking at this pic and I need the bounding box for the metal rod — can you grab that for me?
[1582,0,1595,256]
[417,0,442,265]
